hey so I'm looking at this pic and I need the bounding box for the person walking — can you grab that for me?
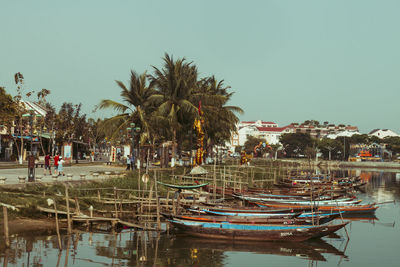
[54,154,60,175]
[44,153,52,175]
[58,157,65,176]
[126,155,131,170]
[130,154,135,170]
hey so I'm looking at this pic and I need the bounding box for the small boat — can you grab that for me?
[256,202,378,214]
[157,181,209,189]
[167,218,349,242]
[162,213,339,225]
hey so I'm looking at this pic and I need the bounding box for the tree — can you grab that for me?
[149,54,199,163]
[99,71,156,144]
[0,87,17,129]
[280,133,314,158]
[317,138,342,160]
[195,76,243,157]
[243,136,267,155]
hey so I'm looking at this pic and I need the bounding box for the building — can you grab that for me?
[369,129,400,139]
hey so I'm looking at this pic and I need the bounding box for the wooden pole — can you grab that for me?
[3,206,10,248]
[65,186,72,234]
[74,197,81,215]
[113,187,118,218]
[53,201,62,250]
[213,159,217,200]
[154,170,161,230]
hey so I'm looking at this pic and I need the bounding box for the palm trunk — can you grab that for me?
[18,119,24,164]
[171,129,176,167]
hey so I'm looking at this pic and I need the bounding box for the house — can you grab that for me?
[369,129,400,139]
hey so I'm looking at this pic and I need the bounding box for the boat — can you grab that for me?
[157,181,209,190]
[167,218,349,242]
[256,202,378,214]
[161,213,336,225]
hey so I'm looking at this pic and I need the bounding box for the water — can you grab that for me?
[1,169,400,267]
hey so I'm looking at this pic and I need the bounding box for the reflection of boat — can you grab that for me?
[171,235,347,262]
[341,213,378,221]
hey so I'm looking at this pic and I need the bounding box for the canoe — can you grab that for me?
[202,210,302,218]
[162,213,338,225]
[256,202,378,214]
[235,194,361,205]
[168,219,349,242]
[156,181,209,190]
[185,205,295,214]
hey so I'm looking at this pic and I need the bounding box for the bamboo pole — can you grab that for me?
[53,201,62,250]
[113,187,118,219]
[3,206,10,248]
[65,186,72,234]
[213,159,217,200]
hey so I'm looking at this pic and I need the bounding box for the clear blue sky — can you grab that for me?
[1,0,399,134]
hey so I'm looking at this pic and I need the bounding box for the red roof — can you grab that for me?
[262,121,277,124]
[257,127,288,132]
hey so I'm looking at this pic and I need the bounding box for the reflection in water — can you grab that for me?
[0,169,399,267]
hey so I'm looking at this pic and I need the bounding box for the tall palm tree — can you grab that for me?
[149,54,199,162]
[197,76,243,157]
[98,71,156,144]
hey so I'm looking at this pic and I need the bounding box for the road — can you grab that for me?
[0,164,126,185]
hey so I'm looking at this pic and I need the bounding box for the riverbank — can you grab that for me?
[278,159,400,171]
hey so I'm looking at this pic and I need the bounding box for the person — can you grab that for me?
[130,154,135,170]
[126,155,131,170]
[54,154,60,175]
[44,153,52,175]
[58,157,65,176]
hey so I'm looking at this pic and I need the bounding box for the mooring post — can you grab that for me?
[155,170,161,230]
[3,206,10,248]
[53,201,62,250]
[65,186,72,234]
[113,187,118,219]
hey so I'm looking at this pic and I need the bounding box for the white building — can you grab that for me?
[369,129,400,139]
[227,120,291,152]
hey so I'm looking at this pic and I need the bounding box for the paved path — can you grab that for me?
[0,164,126,185]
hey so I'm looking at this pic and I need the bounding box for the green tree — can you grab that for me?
[243,136,267,155]
[149,54,199,162]
[317,138,342,160]
[99,71,156,144]
[0,87,17,129]
[196,76,243,157]
[280,133,314,158]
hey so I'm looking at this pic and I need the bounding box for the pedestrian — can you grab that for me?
[126,155,131,170]
[58,157,65,176]
[44,153,52,175]
[54,153,60,175]
[130,154,135,170]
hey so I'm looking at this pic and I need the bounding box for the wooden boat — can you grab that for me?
[167,218,349,242]
[157,181,209,190]
[161,213,335,225]
[234,194,361,205]
[201,209,302,218]
[256,202,378,214]
[185,204,295,214]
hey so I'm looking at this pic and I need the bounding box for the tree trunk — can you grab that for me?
[171,129,176,167]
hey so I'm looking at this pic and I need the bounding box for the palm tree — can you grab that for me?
[149,54,199,163]
[196,76,243,158]
[98,71,156,144]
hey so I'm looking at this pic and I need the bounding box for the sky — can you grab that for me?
[1,0,399,134]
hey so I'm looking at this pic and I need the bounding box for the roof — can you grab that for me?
[257,127,288,132]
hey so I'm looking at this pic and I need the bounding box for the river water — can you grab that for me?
[1,169,400,267]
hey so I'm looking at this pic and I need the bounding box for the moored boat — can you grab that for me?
[167,218,349,242]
